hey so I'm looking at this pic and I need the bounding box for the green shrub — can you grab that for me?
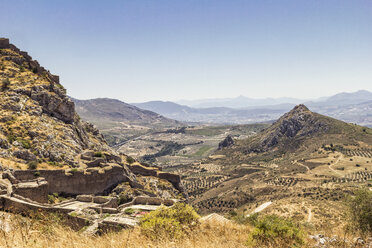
[347,188,372,234]
[230,212,259,225]
[126,156,135,164]
[94,151,103,157]
[117,194,132,205]
[27,161,38,170]
[48,194,56,204]
[139,202,200,240]
[247,214,305,247]
[17,138,31,149]
[6,134,16,144]
[124,208,135,215]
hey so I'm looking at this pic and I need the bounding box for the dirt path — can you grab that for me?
[247,201,273,216]
[302,202,313,222]
[307,207,312,222]
[328,154,343,176]
[294,160,310,173]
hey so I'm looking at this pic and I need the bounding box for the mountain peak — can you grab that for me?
[246,105,328,153]
[290,104,310,113]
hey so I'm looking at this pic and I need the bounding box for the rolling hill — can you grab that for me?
[72,98,180,146]
[73,98,179,127]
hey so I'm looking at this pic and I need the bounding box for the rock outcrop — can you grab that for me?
[218,135,234,149]
[0,38,110,165]
[248,104,328,153]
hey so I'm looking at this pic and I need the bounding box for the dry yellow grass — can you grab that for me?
[0,213,253,248]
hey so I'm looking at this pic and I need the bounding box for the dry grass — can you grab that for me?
[0,213,252,248]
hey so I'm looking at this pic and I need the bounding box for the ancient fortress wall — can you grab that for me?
[13,166,130,196]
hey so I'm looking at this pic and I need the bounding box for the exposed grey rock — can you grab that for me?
[0,138,9,149]
[86,158,105,167]
[218,135,234,149]
[30,90,75,124]
[13,149,36,161]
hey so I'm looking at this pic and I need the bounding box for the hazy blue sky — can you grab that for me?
[1,0,371,102]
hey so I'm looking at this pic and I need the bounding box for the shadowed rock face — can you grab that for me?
[218,135,234,149]
[30,87,76,124]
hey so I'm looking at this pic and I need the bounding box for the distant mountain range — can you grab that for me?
[132,90,372,126]
[177,96,305,108]
[176,90,372,108]
[132,101,288,124]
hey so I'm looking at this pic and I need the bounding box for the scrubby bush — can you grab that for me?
[27,161,38,170]
[230,212,259,225]
[124,208,135,215]
[93,151,103,157]
[6,134,16,144]
[17,138,31,149]
[139,202,200,240]
[126,156,135,164]
[246,214,305,247]
[347,188,372,235]
[117,194,132,205]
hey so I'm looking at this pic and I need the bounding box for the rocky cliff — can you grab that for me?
[0,38,111,167]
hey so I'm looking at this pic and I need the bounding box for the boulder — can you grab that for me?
[13,149,36,161]
[86,158,105,167]
[218,135,234,149]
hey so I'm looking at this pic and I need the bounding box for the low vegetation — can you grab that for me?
[1,198,371,247]
[247,214,305,247]
[27,161,38,170]
[0,210,251,248]
[139,202,200,240]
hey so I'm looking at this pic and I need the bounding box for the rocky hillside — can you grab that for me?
[72,98,180,146]
[217,104,372,162]
[0,38,114,168]
[245,104,329,153]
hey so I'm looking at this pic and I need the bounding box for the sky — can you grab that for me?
[1,0,371,103]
